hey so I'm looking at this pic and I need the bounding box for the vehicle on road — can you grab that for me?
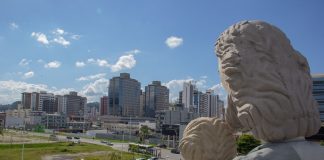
[74,136,80,139]
[66,136,72,139]
[49,134,58,141]
[147,157,158,160]
[157,143,167,148]
[135,158,146,160]
[171,148,180,154]
[106,141,113,146]
[101,140,108,144]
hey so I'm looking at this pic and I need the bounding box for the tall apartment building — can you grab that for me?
[139,91,145,117]
[55,95,66,114]
[312,74,324,122]
[22,91,55,113]
[199,90,224,118]
[182,82,195,111]
[64,91,87,117]
[38,91,55,113]
[100,96,109,116]
[144,81,169,117]
[108,73,141,117]
[31,92,39,111]
[21,92,32,109]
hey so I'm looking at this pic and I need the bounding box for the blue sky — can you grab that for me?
[0,0,324,104]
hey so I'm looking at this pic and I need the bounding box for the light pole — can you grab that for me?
[21,121,25,160]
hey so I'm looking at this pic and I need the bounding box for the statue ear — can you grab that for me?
[225,95,244,130]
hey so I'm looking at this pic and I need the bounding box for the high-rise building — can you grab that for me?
[31,92,39,111]
[55,95,66,114]
[192,90,201,113]
[100,96,109,116]
[199,90,224,118]
[64,91,87,117]
[21,92,32,109]
[38,91,55,113]
[144,81,169,117]
[312,74,324,122]
[108,73,141,117]
[23,91,55,113]
[182,82,195,111]
[139,91,145,117]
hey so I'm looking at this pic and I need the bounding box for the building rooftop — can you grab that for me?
[312,74,324,79]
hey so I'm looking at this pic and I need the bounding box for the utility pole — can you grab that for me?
[21,121,25,160]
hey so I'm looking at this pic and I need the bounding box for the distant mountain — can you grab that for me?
[0,101,21,111]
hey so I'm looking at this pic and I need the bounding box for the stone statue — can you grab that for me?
[179,20,324,160]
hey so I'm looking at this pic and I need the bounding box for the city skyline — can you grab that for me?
[1,0,324,104]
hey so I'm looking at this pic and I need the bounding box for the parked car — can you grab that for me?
[147,157,158,160]
[106,141,113,146]
[157,143,167,148]
[101,140,108,144]
[171,148,180,154]
[74,136,80,139]
[72,139,80,144]
[49,134,58,141]
[66,136,72,139]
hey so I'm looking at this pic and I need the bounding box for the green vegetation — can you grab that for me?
[75,151,149,160]
[320,140,324,146]
[236,134,261,155]
[33,125,45,133]
[0,142,114,160]
[139,125,149,143]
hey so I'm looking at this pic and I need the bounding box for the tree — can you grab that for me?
[139,125,149,143]
[0,127,3,136]
[236,134,261,155]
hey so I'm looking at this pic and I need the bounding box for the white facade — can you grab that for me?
[182,82,195,110]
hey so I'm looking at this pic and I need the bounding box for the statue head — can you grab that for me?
[215,20,320,142]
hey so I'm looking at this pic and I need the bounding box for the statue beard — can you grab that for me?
[225,70,294,141]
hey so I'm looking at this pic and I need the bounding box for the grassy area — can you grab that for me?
[0,142,115,160]
[74,151,151,160]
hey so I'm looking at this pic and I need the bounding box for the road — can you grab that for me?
[27,131,183,160]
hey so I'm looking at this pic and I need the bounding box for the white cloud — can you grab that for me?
[163,77,224,102]
[19,58,32,66]
[97,59,110,67]
[87,58,95,63]
[80,78,109,102]
[165,36,183,49]
[31,32,49,45]
[10,22,19,30]
[44,61,61,68]
[75,61,86,68]
[110,54,136,72]
[0,80,75,104]
[53,28,65,35]
[125,49,141,55]
[209,83,227,101]
[71,34,81,40]
[53,36,70,47]
[31,28,79,47]
[22,71,34,79]
[76,73,106,81]
[86,50,139,72]
[0,80,48,104]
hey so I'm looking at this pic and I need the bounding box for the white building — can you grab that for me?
[182,82,195,111]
